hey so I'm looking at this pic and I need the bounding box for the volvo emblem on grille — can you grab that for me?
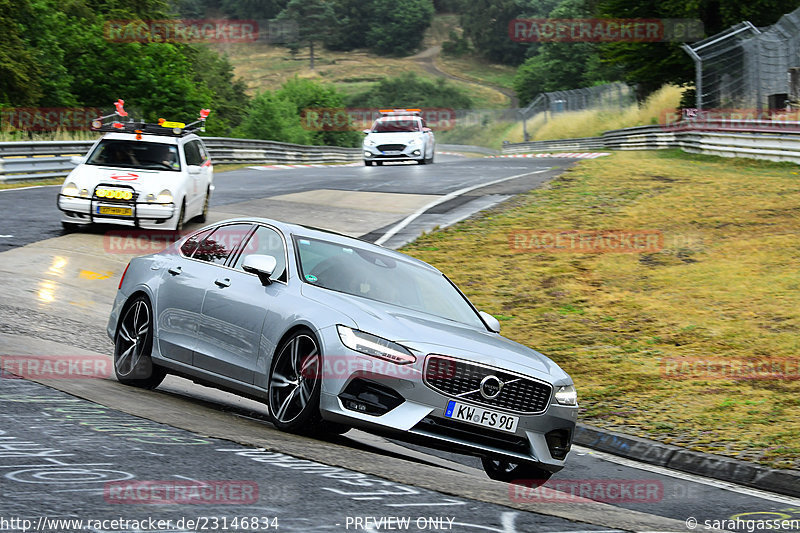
[479,375,504,399]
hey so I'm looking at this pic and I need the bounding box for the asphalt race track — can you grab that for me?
[1,153,799,532]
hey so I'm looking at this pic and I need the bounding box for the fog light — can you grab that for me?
[412,150,421,156]
[363,151,371,158]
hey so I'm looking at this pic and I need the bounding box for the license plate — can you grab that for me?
[444,400,519,433]
[383,150,401,155]
[97,206,132,216]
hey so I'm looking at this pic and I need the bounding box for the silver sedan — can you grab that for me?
[107,217,578,483]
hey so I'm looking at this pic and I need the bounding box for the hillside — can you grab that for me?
[211,15,517,111]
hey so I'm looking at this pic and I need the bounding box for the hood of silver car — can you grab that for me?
[301,284,566,381]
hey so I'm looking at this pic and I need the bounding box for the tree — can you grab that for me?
[347,72,473,109]
[277,0,336,69]
[0,0,44,105]
[364,0,434,56]
[597,0,800,98]
[512,0,622,104]
[236,90,311,144]
[276,77,361,146]
[460,0,559,65]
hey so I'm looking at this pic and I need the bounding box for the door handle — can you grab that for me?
[214,278,231,288]
[168,266,182,275]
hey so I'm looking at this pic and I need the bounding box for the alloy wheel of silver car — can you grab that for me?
[480,456,552,485]
[268,331,323,430]
[114,296,166,389]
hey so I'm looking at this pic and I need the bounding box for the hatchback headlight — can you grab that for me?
[337,325,416,365]
[555,384,578,406]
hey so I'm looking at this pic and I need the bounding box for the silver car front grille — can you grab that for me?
[423,355,552,414]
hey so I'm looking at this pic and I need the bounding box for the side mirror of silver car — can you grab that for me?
[242,254,277,286]
[479,311,501,333]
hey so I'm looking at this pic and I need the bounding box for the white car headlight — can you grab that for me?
[555,384,578,406]
[156,190,173,203]
[337,325,416,365]
[62,182,79,197]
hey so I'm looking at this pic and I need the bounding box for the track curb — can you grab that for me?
[575,423,800,498]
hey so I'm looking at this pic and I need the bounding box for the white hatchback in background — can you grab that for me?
[58,126,213,231]
[362,109,435,166]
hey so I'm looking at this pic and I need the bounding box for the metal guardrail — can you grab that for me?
[502,121,800,164]
[0,137,361,183]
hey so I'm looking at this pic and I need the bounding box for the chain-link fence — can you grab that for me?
[518,82,636,140]
[682,7,800,111]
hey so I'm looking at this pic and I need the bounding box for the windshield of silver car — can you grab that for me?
[295,236,484,328]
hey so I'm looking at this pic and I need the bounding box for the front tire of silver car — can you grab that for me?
[268,330,348,435]
[481,456,552,486]
[114,296,166,389]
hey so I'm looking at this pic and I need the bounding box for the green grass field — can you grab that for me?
[403,150,800,470]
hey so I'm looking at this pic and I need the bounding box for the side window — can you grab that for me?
[180,228,213,257]
[184,141,202,166]
[197,142,209,163]
[194,224,253,265]
[234,226,287,282]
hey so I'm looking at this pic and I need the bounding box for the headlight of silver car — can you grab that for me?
[555,384,578,406]
[337,325,416,365]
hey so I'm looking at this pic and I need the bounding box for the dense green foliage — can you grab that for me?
[0,0,246,135]
[324,0,434,56]
[347,72,473,109]
[596,0,800,97]
[237,77,360,147]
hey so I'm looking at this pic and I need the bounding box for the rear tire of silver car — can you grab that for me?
[196,188,210,223]
[480,456,552,486]
[268,329,349,435]
[114,295,166,389]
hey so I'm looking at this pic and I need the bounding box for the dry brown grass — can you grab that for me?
[404,150,800,469]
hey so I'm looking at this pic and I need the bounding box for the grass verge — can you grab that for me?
[403,150,800,470]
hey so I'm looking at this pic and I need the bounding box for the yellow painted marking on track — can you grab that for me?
[78,270,113,280]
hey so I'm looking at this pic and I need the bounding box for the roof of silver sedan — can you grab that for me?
[215,217,440,273]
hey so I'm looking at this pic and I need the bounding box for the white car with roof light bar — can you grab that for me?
[362,109,435,166]
[57,100,214,231]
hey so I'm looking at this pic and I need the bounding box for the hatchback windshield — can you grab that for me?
[87,140,181,171]
[295,236,484,328]
[371,118,422,133]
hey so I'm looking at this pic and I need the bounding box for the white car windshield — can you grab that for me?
[87,140,181,172]
[371,119,422,133]
[295,236,484,328]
